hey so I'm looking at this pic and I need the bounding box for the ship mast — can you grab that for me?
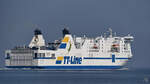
[108,28,113,38]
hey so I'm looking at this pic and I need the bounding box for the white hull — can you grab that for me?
[5,28,133,70]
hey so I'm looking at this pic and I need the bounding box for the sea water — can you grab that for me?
[0,69,149,84]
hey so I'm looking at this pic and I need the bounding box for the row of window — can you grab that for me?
[34,53,45,58]
[34,53,55,58]
[5,53,56,59]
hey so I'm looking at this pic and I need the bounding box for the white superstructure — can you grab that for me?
[5,28,133,69]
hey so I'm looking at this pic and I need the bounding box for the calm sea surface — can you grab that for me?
[0,69,149,84]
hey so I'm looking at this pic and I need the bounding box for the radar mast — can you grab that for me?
[108,28,113,38]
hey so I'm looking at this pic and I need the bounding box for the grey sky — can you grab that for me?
[0,0,150,69]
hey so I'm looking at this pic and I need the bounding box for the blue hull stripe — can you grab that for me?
[34,58,130,59]
[6,66,123,69]
[33,58,130,59]
[31,57,131,60]
[116,58,131,59]
[84,57,111,59]
[83,57,131,59]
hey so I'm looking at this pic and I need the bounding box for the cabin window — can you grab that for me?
[47,53,50,56]
[115,38,119,40]
[34,53,37,59]
[41,53,45,58]
[111,46,119,52]
[124,44,128,50]
[95,40,98,43]
[51,53,55,59]
[37,53,45,58]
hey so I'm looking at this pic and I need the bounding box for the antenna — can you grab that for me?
[62,24,69,30]
[104,33,106,38]
[32,24,40,30]
[108,28,113,38]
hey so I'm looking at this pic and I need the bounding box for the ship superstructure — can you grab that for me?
[5,28,133,69]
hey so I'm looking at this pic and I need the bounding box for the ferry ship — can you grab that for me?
[5,28,133,69]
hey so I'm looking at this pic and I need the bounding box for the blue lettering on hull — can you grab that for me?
[64,56,82,64]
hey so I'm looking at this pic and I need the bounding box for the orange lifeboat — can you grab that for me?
[93,44,98,49]
[112,44,119,47]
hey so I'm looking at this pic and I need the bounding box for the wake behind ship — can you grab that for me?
[5,28,133,69]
